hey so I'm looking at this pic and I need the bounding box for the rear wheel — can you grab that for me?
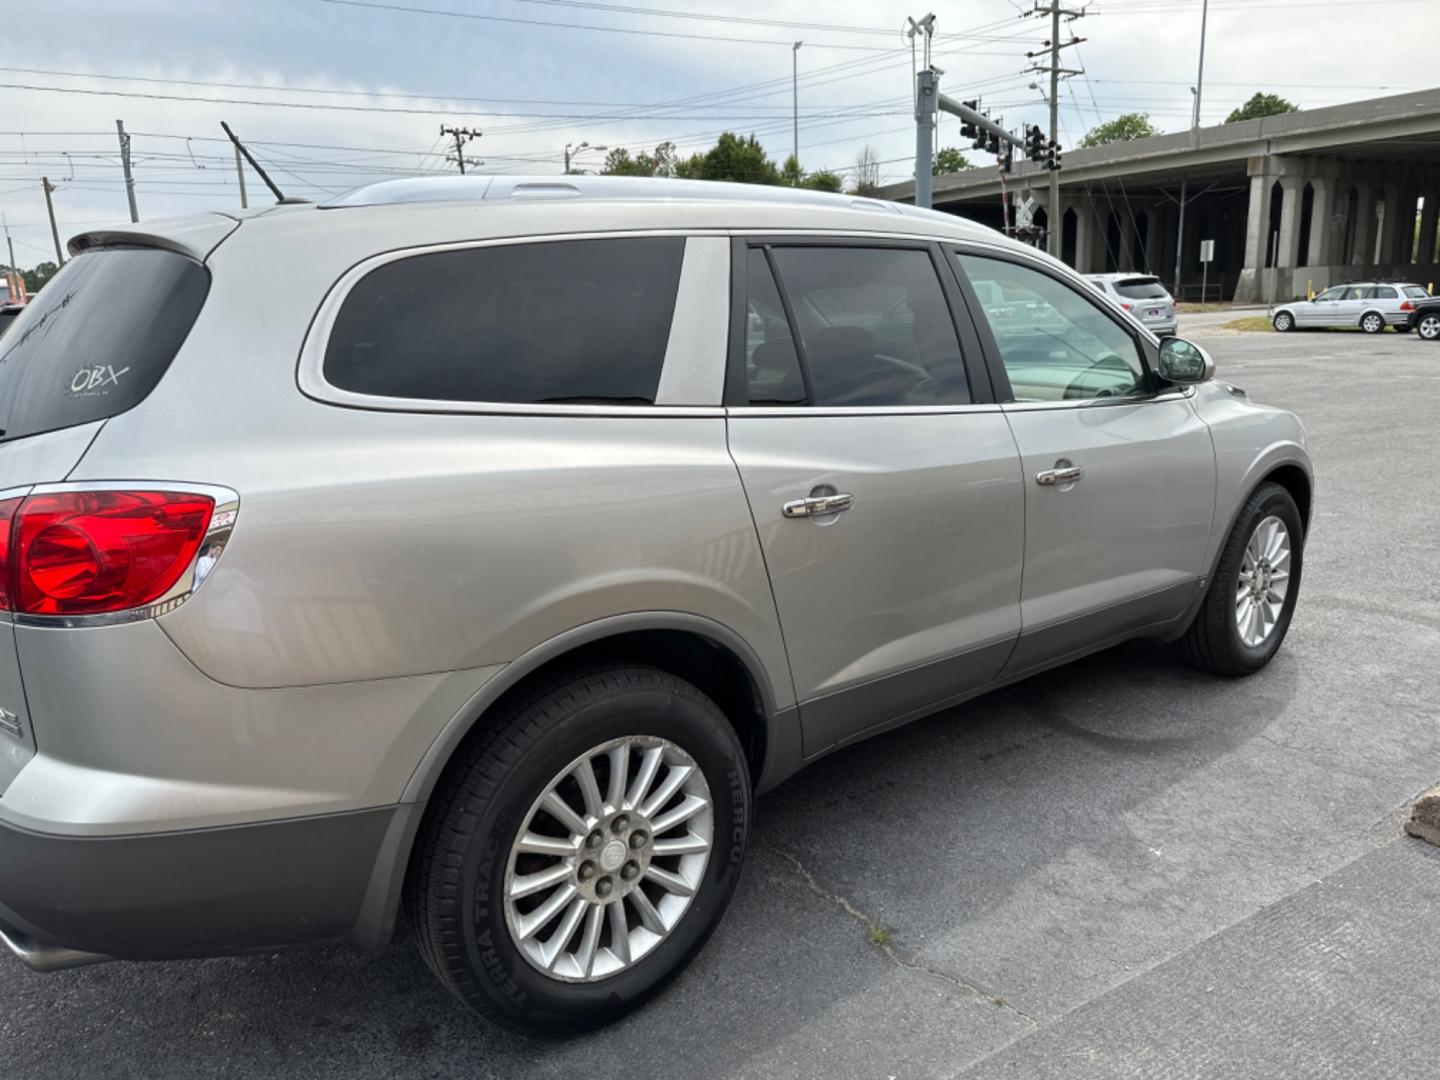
[1360,311,1385,334]
[406,665,751,1032]
[1272,311,1294,333]
[1179,482,1304,676]
[1418,313,1440,341]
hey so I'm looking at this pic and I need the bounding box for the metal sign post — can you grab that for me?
[1199,238,1215,304]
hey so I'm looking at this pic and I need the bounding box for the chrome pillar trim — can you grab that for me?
[655,236,729,407]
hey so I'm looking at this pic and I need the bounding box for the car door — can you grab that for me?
[1331,285,1370,326]
[948,246,1216,676]
[725,239,1025,757]
[1297,286,1337,327]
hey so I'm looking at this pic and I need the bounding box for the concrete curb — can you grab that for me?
[1405,789,1440,846]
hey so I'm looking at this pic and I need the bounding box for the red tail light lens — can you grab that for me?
[1400,300,1415,311]
[0,497,20,610]
[8,491,215,616]
[1121,303,1134,311]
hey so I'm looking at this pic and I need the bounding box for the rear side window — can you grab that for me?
[1113,277,1169,301]
[764,246,970,407]
[0,248,208,443]
[323,238,684,405]
[1364,286,1395,300]
[1404,286,1429,299]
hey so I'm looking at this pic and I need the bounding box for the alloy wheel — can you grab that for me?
[1419,314,1440,341]
[1362,313,1383,333]
[1235,515,1291,648]
[503,735,714,983]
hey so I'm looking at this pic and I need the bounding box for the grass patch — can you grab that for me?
[1176,302,1235,314]
[867,923,892,947]
[1220,316,1274,332]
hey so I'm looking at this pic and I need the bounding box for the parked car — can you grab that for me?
[1406,294,1440,341]
[1085,273,1178,337]
[0,177,1312,1032]
[1272,281,1429,333]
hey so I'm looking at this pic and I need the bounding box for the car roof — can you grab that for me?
[1085,272,1162,282]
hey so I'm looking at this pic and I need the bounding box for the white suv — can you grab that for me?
[1086,273,1177,337]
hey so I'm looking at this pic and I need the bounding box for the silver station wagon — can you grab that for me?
[1272,280,1430,333]
[0,177,1312,1031]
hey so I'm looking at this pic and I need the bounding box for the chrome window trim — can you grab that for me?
[298,229,731,419]
[726,403,1003,418]
[999,386,1196,413]
[8,481,239,629]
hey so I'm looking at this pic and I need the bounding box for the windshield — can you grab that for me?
[0,247,209,442]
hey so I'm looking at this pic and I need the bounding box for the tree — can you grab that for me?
[849,145,881,197]
[682,132,779,185]
[600,141,679,178]
[1225,92,1299,124]
[780,153,803,187]
[1077,112,1160,148]
[22,261,58,293]
[933,147,974,174]
[802,170,843,193]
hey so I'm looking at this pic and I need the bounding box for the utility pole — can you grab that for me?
[792,41,803,180]
[441,124,482,175]
[235,144,249,209]
[908,14,937,207]
[3,213,20,302]
[1173,0,1209,298]
[116,119,139,223]
[1026,3,1085,257]
[42,178,64,266]
[563,141,607,174]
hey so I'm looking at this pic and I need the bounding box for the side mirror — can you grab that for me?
[1157,337,1214,385]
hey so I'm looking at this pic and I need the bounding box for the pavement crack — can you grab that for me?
[760,837,1040,1027]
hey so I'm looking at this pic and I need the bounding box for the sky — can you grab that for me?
[2,0,1436,270]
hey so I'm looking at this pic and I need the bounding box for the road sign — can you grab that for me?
[1199,239,1215,263]
[1015,195,1036,230]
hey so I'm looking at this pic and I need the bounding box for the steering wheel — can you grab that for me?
[1062,354,1132,401]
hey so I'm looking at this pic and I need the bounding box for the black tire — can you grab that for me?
[1417,313,1440,341]
[1178,482,1304,676]
[405,664,751,1033]
[1360,311,1385,334]
[1272,310,1294,333]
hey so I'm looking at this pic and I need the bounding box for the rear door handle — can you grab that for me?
[782,493,854,518]
[1036,463,1083,486]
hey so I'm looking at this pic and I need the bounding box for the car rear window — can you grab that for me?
[0,248,209,443]
[1404,286,1429,299]
[322,237,685,405]
[1112,277,1169,301]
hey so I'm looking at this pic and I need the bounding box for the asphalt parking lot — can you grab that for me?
[3,321,1438,1080]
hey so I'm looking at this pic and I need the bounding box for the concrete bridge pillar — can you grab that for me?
[1349,183,1376,266]
[1381,184,1414,266]
[1275,177,1306,269]
[1306,178,1335,269]
[1117,213,1136,272]
[1073,204,1096,273]
[1242,170,1273,273]
[1418,187,1439,269]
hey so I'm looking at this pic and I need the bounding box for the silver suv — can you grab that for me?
[0,177,1311,1032]
[1085,273,1178,337]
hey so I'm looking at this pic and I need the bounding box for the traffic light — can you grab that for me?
[1026,125,1046,164]
[986,133,1000,155]
[1046,139,1062,172]
[959,100,979,141]
[1000,144,1014,174]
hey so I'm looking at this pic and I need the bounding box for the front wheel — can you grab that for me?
[1360,312,1385,334]
[406,665,751,1032]
[1272,311,1294,333]
[1418,313,1440,341]
[1178,482,1304,676]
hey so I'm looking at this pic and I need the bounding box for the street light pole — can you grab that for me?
[564,141,608,174]
[1172,0,1209,298]
[792,41,802,181]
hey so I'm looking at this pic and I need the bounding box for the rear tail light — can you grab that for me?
[1400,300,1415,311]
[1121,303,1134,311]
[0,490,220,618]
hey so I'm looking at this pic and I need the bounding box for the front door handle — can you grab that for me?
[782,493,854,518]
[1036,462,1083,486]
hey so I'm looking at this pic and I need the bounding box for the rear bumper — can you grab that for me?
[0,805,401,965]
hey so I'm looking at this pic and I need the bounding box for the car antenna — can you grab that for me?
[220,121,310,205]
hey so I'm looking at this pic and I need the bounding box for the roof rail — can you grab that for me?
[320,174,922,218]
